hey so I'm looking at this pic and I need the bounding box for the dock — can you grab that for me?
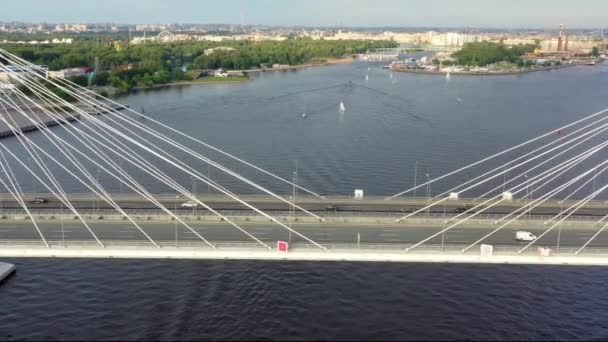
[0,102,128,139]
[0,262,15,283]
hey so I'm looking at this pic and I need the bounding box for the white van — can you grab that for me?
[180,201,199,208]
[515,231,537,242]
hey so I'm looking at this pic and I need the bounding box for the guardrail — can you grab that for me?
[0,207,602,225]
[2,239,608,257]
[4,192,608,208]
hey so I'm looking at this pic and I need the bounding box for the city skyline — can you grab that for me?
[2,0,608,29]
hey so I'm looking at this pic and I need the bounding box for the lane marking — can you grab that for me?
[445,234,466,238]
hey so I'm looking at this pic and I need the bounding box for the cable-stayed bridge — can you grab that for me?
[1,47,608,264]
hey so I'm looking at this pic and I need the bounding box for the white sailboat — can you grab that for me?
[390,72,393,80]
[339,101,346,112]
[446,72,451,80]
[365,74,369,81]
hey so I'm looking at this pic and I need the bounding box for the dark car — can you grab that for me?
[33,198,48,204]
[454,206,475,213]
[324,205,339,212]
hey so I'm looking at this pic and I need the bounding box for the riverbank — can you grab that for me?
[389,63,578,76]
[242,56,355,73]
[101,58,355,94]
[133,76,251,90]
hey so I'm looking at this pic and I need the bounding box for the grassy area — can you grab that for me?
[189,76,250,83]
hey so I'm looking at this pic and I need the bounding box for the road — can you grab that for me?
[3,193,608,217]
[1,221,608,251]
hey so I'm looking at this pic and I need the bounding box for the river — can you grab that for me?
[2,60,608,340]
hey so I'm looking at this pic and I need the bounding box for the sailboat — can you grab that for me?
[301,112,308,119]
[365,74,369,81]
[446,72,451,80]
[390,72,393,80]
[339,101,346,113]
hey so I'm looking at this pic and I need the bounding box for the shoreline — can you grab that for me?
[390,63,578,76]
[110,57,356,93]
[242,56,355,73]
[133,78,252,90]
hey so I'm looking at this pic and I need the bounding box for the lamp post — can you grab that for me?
[191,176,196,215]
[96,169,100,215]
[524,175,529,221]
[290,165,297,242]
[426,173,430,218]
[119,159,124,193]
[557,200,563,253]
[413,161,419,199]
[502,166,507,192]
[175,195,179,247]
[61,201,64,246]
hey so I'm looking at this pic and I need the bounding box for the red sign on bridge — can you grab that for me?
[277,241,288,252]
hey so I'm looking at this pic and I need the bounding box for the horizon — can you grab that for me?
[3,0,608,30]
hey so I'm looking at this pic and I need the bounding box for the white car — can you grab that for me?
[515,231,537,242]
[180,201,199,208]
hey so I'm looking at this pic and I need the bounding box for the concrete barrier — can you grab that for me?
[0,245,607,265]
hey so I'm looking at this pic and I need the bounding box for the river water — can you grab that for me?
[2,61,608,340]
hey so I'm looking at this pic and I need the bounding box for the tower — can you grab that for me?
[557,24,563,51]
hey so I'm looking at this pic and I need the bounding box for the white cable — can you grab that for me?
[0,94,104,246]
[0,48,325,199]
[405,140,608,252]
[0,148,49,247]
[1,61,324,250]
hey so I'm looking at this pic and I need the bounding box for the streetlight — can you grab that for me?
[191,176,196,215]
[593,167,598,193]
[207,163,211,194]
[502,166,507,193]
[61,200,64,246]
[557,200,563,252]
[413,161,419,199]
[175,195,179,247]
[119,159,124,193]
[96,169,100,215]
[290,165,297,243]
[426,173,430,218]
[524,175,529,221]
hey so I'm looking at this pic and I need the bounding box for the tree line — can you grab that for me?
[451,42,537,66]
[2,37,397,93]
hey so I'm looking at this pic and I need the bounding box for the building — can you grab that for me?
[203,47,236,55]
[47,67,91,79]
[0,65,49,83]
[115,64,134,72]
[54,24,87,32]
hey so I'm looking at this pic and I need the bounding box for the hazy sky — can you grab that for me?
[3,0,608,29]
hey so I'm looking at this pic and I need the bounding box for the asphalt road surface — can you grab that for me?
[1,221,607,251]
